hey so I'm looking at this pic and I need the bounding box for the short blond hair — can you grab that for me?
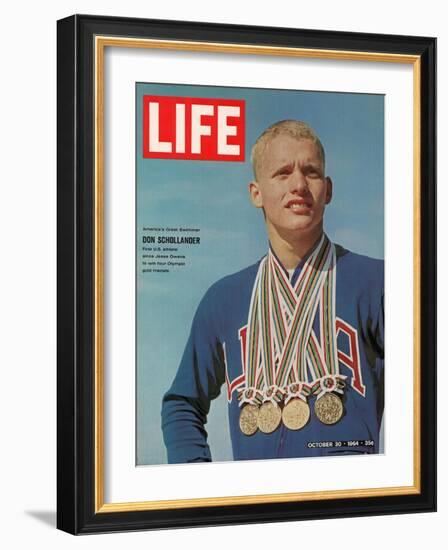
[251,120,325,180]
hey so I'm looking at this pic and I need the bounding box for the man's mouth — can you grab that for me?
[285,199,312,211]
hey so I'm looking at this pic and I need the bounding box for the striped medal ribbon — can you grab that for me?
[305,245,347,425]
[268,235,333,430]
[239,233,334,435]
[238,260,265,436]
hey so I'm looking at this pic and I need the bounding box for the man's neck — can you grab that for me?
[268,227,324,270]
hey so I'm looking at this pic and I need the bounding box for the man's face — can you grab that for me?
[249,135,332,241]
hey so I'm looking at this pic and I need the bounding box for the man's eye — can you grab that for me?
[276,169,291,178]
[306,169,321,178]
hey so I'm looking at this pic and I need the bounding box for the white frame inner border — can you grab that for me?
[103,45,414,503]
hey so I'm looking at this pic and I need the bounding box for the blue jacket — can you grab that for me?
[162,245,384,463]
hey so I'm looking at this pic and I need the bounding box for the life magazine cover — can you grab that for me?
[136,83,384,466]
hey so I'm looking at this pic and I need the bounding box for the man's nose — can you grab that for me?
[289,169,308,193]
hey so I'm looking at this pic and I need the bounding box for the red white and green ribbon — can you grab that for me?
[268,235,331,396]
[238,262,265,407]
[239,233,342,407]
[305,244,347,397]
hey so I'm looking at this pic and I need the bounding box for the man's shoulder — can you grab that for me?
[209,260,262,294]
[335,244,384,285]
[199,260,262,307]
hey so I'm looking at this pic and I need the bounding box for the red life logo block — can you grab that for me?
[143,95,245,161]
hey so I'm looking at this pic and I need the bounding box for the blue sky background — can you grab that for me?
[136,82,384,466]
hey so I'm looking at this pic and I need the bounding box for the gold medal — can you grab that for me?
[239,404,259,436]
[282,398,310,430]
[257,401,282,433]
[314,393,344,425]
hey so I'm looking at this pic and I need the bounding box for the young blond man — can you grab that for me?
[162,120,384,463]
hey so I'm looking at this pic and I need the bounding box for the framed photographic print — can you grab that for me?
[57,14,436,534]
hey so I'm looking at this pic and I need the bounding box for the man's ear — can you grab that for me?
[325,177,333,204]
[249,181,263,208]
